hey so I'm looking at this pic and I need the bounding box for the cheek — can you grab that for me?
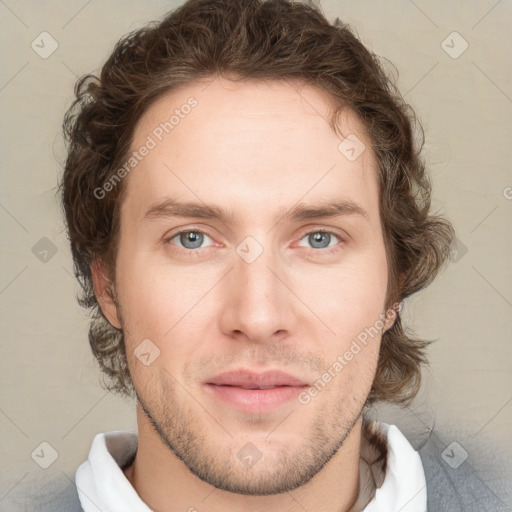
[118,274,173,334]
[297,253,388,341]
[115,247,216,364]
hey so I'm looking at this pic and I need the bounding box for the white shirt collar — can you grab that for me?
[364,422,427,511]
[75,422,426,512]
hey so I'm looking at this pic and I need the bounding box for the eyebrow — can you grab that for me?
[142,196,370,225]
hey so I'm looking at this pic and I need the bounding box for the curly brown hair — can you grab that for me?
[60,0,455,405]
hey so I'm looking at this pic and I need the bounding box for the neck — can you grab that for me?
[123,404,374,512]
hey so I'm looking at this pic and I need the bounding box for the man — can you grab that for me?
[47,0,502,510]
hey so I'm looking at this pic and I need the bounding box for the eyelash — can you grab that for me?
[164,228,344,255]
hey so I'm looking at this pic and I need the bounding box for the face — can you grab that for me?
[97,77,395,495]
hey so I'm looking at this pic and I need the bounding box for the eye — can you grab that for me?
[297,230,342,251]
[166,230,214,250]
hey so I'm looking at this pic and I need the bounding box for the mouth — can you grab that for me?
[215,384,290,389]
[206,368,308,387]
[203,368,309,413]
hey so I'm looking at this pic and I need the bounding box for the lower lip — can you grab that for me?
[203,384,308,413]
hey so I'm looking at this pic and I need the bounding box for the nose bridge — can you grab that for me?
[222,233,293,340]
[236,234,282,306]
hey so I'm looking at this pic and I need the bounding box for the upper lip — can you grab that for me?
[206,369,309,388]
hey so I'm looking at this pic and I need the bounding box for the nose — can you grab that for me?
[218,239,298,345]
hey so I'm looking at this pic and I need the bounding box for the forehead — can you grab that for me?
[122,78,379,224]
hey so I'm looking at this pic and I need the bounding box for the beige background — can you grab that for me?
[1,0,511,507]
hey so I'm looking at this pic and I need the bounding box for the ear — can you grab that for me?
[383,301,401,333]
[91,260,122,329]
[383,273,405,333]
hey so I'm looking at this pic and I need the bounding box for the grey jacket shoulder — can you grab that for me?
[42,477,83,512]
[1,473,83,512]
[418,431,510,511]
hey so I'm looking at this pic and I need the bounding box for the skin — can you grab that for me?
[93,77,397,512]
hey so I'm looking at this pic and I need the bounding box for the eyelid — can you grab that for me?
[296,221,349,240]
[297,225,347,240]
